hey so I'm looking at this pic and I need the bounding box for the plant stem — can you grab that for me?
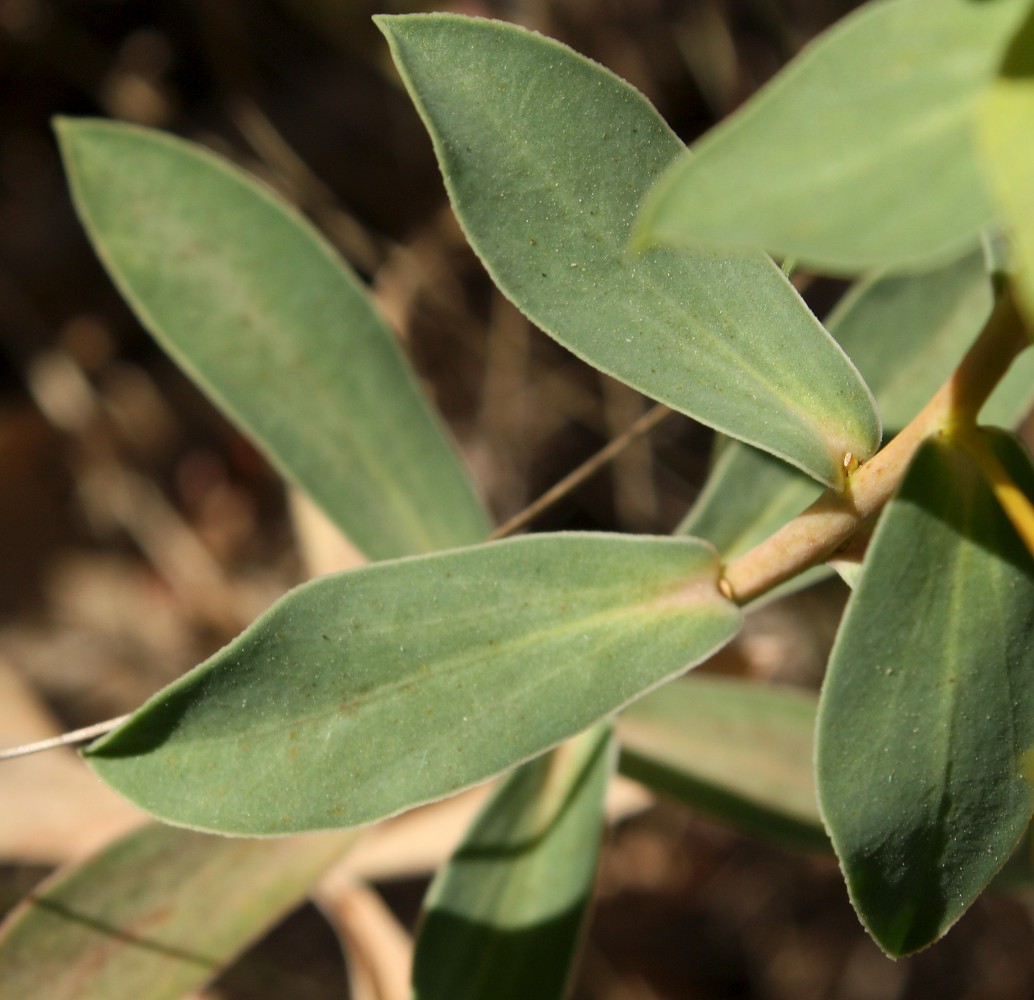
[955,425,1034,558]
[723,286,1030,604]
[0,716,130,761]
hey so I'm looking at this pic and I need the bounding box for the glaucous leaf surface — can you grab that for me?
[680,250,1034,560]
[635,0,1028,274]
[377,14,879,489]
[56,119,489,560]
[816,431,1034,956]
[618,675,826,850]
[0,823,358,999]
[85,534,741,835]
[678,252,989,555]
[979,8,1034,326]
[413,726,612,1000]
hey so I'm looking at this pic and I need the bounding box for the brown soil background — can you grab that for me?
[2,1,1034,998]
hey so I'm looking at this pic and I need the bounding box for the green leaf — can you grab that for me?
[412,726,612,1000]
[979,7,1034,327]
[681,248,1034,561]
[679,441,824,564]
[84,533,741,835]
[618,675,826,851]
[376,14,879,489]
[56,118,489,560]
[635,0,1029,274]
[816,431,1034,956]
[984,338,1034,427]
[0,823,358,999]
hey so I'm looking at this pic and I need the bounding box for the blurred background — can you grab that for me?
[3,1,1034,997]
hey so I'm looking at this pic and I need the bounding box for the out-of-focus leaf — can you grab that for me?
[412,726,612,1000]
[618,675,826,850]
[0,823,358,999]
[636,0,1028,274]
[56,118,489,560]
[985,345,1034,427]
[979,8,1034,327]
[377,14,879,489]
[816,431,1034,956]
[85,533,741,835]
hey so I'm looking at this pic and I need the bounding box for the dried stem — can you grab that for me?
[0,716,130,761]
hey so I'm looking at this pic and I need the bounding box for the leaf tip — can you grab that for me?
[371,12,394,35]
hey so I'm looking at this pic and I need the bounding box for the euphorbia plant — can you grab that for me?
[4,0,1034,993]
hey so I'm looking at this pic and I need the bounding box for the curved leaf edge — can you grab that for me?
[55,115,491,556]
[83,532,742,837]
[375,13,880,491]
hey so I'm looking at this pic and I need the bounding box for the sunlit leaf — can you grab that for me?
[618,675,826,850]
[377,14,879,489]
[56,119,489,560]
[978,7,1034,327]
[85,533,741,835]
[412,726,612,1000]
[816,431,1034,956]
[635,0,1028,273]
[0,823,358,999]
[681,249,1034,560]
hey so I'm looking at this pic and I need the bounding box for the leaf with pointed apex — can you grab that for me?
[979,7,1034,328]
[0,823,358,999]
[85,533,740,835]
[56,118,489,560]
[618,676,826,851]
[635,0,1029,274]
[412,726,612,1000]
[377,14,879,489]
[816,431,1034,956]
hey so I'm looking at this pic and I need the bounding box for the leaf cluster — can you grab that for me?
[5,0,1034,993]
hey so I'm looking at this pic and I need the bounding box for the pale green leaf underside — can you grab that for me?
[0,823,358,999]
[413,726,612,1000]
[618,675,826,850]
[979,8,1034,327]
[377,14,879,488]
[85,533,741,835]
[681,249,1034,561]
[816,431,1034,956]
[56,118,489,560]
[636,0,1029,274]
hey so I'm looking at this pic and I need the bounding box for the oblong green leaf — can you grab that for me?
[376,14,879,489]
[0,823,358,999]
[56,118,489,560]
[85,533,741,835]
[681,248,1034,561]
[635,0,1028,274]
[979,8,1034,326]
[413,726,612,1000]
[618,675,826,850]
[816,431,1034,956]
